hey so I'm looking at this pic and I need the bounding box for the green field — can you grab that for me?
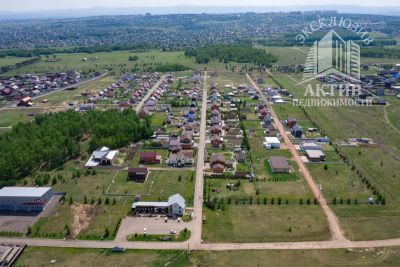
[0,108,46,127]
[0,56,31,67]
[16,246,400,267]
[107,170,195,205]
[21,163,116,202]
[202,205,330,242]
[1,50,248,77]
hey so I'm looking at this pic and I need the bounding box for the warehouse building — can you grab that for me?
[0,187,54,212]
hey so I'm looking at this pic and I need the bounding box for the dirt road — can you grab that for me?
[246,73,346,241]
[135,75,167,113]
[191,72,208,247]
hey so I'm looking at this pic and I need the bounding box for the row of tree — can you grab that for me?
[185,44,278,66]
[0,109,153,182]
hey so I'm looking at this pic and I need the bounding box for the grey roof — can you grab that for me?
[168,193,185,208]
[269,156,290,169]
[292,125,303,132]
[0,187,52,198]
[305,150,325,158]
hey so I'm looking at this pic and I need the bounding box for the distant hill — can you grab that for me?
[0,5,399,20]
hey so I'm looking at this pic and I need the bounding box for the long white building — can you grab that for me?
[0,187,54,212]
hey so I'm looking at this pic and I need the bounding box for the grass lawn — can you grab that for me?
[30,204,73,238]
[107,170,150,195]
[2,50,246,77]
[16,247,190,267]
[0,108,47,127]
[150,111,166,128]
[308,164,371,200]
[78,204,131,240]
[333,205,400,241]
[21,163,116,203]
[191,247,400,267]
[107,170,195,205]
[202,205,330,242]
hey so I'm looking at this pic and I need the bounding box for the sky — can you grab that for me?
[1,0,400,12]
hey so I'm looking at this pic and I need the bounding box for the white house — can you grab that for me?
[168,194,185,216]
[85,147,119,167]
[300,141,322,151]
[264,137,281,149]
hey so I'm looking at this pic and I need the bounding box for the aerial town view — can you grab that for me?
[0,0,400,266]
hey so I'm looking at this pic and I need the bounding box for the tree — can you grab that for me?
[104,227,110,238]
[65,225,70,236]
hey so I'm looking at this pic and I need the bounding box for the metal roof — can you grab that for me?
[269,156,290,169]
[168,193,185,208]
[0,187,52,198]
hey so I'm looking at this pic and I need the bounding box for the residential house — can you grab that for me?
[139,152,161,164]
[291,125,303,138]
[180,133,193,149]
[269,156,290,173]
[305,150,325,162]
[210,154,226,171]
[212,163,225,173]
[85,147,119,167]
[168,151,194,167]
[169,138,182,152]
[211,135,222,148]
[300,142,322,151]
[211,125,222,135]
[128,167,148,182]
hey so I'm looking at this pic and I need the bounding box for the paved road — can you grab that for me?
[135,75,167,113]
[246,73,346,241]
[0,73,108,112]
[191,72,208,247]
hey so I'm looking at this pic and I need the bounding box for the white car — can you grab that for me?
[170,230,177,235]
[143,228,147,234]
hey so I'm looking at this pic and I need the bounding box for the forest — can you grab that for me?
[0,109,153,184]
[360,47,400,58]
[184,44,278,66]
